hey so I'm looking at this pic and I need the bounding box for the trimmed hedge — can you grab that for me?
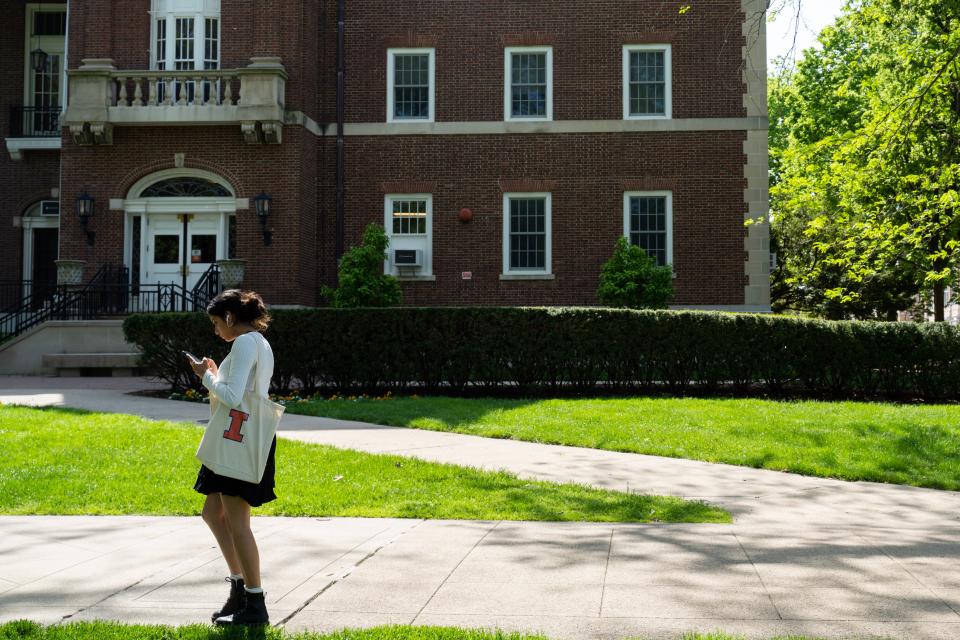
[123,308,960,400]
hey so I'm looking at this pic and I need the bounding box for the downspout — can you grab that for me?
[335,0,345,260]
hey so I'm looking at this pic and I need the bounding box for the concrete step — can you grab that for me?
[41,352,143,377]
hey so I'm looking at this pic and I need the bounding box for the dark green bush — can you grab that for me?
[123,308,960,401]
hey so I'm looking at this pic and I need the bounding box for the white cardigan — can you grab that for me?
[201,332,274,408]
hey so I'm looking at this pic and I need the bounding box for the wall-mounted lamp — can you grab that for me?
[76,190,95,246]
[254,192,273,246]
[31,48,48,72]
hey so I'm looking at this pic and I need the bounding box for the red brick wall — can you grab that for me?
[323,0,747,124]
[59,126,316,306]
[323,132,748,306]
[0,2,62,283]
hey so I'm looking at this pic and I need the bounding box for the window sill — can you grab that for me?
[500,273,555,281]
[395,274,436,282]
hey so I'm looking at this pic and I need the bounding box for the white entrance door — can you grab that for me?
[142,213,222,291]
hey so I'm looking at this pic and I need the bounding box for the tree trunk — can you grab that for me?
[934,282,946,322]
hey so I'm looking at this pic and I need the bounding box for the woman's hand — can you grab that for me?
[202,357,218,377]
[190,357,214,378]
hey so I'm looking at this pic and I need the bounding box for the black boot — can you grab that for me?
[210,577,244,623]
[215,589,269,626]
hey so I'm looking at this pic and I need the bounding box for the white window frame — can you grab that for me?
[623,191,673,267]
[384,194,433,276]
[502,192,552,276]
[23,4,67,111]
[150,0,220,73]
[504,46,553,122]
[622,44,672,120]
[387,48,436,124]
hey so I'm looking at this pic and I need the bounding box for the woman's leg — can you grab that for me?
[219,494,261,587]
[201,493,243,575]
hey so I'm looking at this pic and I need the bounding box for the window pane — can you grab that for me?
[629,50,666,116]
[509,198,546,270]
[391,199,428,235]
[393,54,430,119]
[511,52,547,117]
[628,196,668,266]
[154,235,180,264]
[191,234,217,263]
[156,18,167,70]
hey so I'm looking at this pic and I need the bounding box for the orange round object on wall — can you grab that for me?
[458,207,473,222]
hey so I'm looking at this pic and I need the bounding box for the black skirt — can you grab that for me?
[194,436,277,507]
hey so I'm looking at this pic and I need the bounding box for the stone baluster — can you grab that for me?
[162,76,173,106]
[132,78,144,107]
[224,75,233,105]
[116,77,127,107]
[194,75,203,105]
[176,76,187,106]
[148,77,158,106]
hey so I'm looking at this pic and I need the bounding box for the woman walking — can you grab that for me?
[189,289,277,626]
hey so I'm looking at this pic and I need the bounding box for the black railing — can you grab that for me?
[9,105,61,138]
[0,266,225,342]
[191,263,221,310]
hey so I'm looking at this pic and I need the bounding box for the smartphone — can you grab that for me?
[182,350,201,364]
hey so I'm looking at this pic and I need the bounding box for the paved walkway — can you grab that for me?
[2,376,960,639]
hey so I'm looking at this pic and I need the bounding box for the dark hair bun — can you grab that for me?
[206,289,272,332]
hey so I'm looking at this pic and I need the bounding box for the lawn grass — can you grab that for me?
[0,405,726,523]
[286,395,960,490]
[0,621,825,640]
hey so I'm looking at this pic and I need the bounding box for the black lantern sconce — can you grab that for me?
[30,48,48,72]
[76,190,95,246]
[254,192,273,246]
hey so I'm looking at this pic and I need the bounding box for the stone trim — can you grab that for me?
[741,0,771,311]
[342,117,766,136]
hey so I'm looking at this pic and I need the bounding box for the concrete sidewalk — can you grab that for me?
[2,377,960,639]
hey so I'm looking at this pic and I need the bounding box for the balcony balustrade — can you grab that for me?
[64,57,287,146]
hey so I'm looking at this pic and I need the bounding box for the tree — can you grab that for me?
[597,238,673,309]
[323,224,402,308]
[771,0,960,320]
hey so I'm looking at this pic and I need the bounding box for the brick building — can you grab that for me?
[2,0,770,313]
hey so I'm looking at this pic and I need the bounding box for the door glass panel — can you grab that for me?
[191,234,216,263]
[154,235,180,264]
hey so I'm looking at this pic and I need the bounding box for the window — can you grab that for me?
[624,192,672,267]
[505,47,553,121]
[23,4,66,135]
[387,49,435,123]
[151,0,220,103]
[385,195,433,276]
[503,193,552,275]
[623,45,671,119]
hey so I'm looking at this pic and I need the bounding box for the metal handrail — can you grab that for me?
[191,262,221,309]
[9,105,62,138]
[0,264,224,341]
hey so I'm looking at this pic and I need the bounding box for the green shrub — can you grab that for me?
[322,224,402,308]
[124,308,960,401]
[597,237,673,308]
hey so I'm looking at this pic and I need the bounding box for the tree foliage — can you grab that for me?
[323,224,402,308]
[772,0,960,320]
[597,238,674,309]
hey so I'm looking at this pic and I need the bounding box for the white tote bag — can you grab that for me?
[196,338,285,483]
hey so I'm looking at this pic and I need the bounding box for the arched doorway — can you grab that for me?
[124,169,236,293]
[20,200,59,307]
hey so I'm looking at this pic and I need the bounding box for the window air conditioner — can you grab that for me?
[394,249,423,268]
